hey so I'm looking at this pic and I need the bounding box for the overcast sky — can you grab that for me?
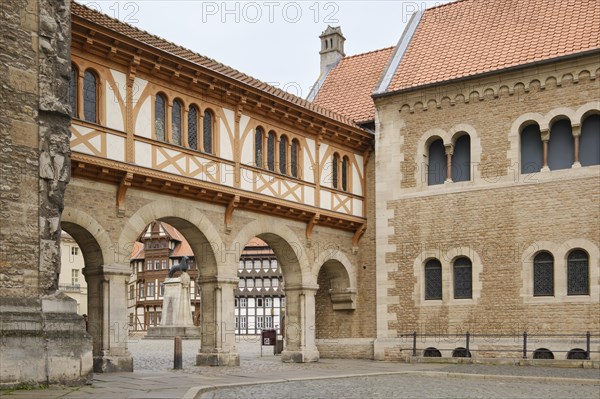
[80,1,451,97]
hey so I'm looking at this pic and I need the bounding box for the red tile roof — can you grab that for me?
[386,0,600,92]
[313,47,395,124]
[130,241,144,259]
[71,2,360,128]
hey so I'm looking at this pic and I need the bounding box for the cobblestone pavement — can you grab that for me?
[1,337,598,399]
[198,374,600,399]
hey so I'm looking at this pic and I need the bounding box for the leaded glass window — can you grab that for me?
[425,259,442,300]
[155,94,166,141]
[453,257,472,299]
[83,70,97,123]
[567,250,589,295]
[172,100,182,146]
[291,139,299,178]
[533,252,554,296]
[342,156,349,191]
[69,65,77,117]
[255,127,264,167]
[332,153,339,189]
[203,109,213,154]
[279,136,288,174]
[188,105,198,149]
[267,131,275,171]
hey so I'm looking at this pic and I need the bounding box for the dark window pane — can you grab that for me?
[533,252,554,296]
[580,115,600,166]
[428,139,446,185]
[203,110,213,154]
[451,134,470,182]
[69,67,77,117]
[155,94,166,141]
[342,156,348,191]
[425,259,442,300]
[521,124,543,173]
[291,140,298,178]
[255,127,263,167]
[453,257,472,299]
[83,70,97,123]
[267,131,275,171]
[332,153,339,189]
[188,106,198,149]
[172,100,182,145]
[567,250,589,295]
[548,119,574,170]
[279,136,288,174]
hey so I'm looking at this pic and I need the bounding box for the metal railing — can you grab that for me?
[58,283,82,292]
[404,331,596,360]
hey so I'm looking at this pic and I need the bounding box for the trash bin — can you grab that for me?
[275,339,284,355]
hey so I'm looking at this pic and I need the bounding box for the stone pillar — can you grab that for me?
[444,144,454,183]
[572,124,581,168]
[541,128,550,172]
[83,264,133,372]
[196,277,240,366]
[281,286,320,363]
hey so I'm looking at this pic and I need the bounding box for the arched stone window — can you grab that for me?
[267,131,276,171]
[580,114,600,166]
[520,123,543,173]
[533,251,554,296]
[279,135,288,175]
[567,249,589,295]
[172,99,182,146]
[423,347,442,357]
[188,105,198,150]
[291,139,299,178]
[203,109,214,154]
[342,156,350,191]
[451,134,471,182]
[255,126,264,168]
[332,153,340,189]
[427,138,446,185]
[69,64,78,118]
[533,348,554,359]
[548,119,574,170]
[425,259,442,300]
[453,257,472,299]
[83,69,98,123]
[154,93,166,142]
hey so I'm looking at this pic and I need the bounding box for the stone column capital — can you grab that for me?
[540,128,550,142]
[444,143,454,155]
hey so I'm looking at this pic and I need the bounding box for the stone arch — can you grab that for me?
[314,249,357,311]
[544,107,575,127]
[574,101,600,124]
[507,112,547,174]
[61,207,112,269]
[118,199,223,278]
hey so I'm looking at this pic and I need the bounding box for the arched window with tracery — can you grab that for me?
[279,135,288,175]
[567,249,589,295]
[255,127,264,168]
[155,93,166,142]
[332,153,340,189]
[267,131,276,171]
[172,99,182,146]
[188,105,198,150]
[69,64,78,118]
[520,123,543,173]
[425,259,442,300]
[83,69,98,123]
[453,257,472,299]
[533,251,554,297]
[203,109,214,154]
[291,139,299,178]
[428,138,446,185]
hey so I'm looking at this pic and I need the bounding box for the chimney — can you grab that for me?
[319,26,345,76]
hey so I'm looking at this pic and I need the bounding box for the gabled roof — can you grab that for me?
[312,47,395,124]
[383,0,600,94]
[71,2,361,129]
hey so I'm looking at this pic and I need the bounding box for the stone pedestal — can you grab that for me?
[0,293,93,386]
[146,272,201,339]
[281,286,320,363]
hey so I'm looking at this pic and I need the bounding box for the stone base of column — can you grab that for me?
[0,294,93,387]
[281,348,320,363]
[196,350,240,366]
[93,354,134,373]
